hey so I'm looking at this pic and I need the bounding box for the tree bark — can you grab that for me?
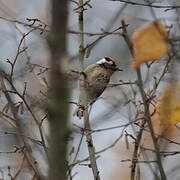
[48,0,69,180]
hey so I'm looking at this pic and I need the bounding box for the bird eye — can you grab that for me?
[105,57,111,61]
[105,57,117,65]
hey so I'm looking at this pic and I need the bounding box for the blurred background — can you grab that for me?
[0,0,179,179]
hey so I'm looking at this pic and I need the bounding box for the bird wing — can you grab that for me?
[85,66,110,101]
[78,64,110,107]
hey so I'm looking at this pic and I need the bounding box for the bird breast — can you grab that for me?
[83,64,112,101]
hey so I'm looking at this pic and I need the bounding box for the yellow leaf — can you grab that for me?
[156,83,180,125]
[132,21,168,70]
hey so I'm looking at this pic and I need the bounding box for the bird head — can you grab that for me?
[97,57,123,71]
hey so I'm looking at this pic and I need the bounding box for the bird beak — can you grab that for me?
[116,68,123,71]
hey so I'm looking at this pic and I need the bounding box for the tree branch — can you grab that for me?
[78,0,100,179]
[48,0,70,179]
[121,20,167,180]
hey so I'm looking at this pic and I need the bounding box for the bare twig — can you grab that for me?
[111,0,180,10]
[0,130,42,146]
[0,72,40,177]
[11,154,26,180]
[108,81,137,87]
[2,72,49,160]
[84,111,100,179]
[84,25,126,58]
[0,16,50,33]
[130,120,146,180]
[73,132,84,162]
[73,117,142,133]
[69,130,124,168]
[9,28,36,80]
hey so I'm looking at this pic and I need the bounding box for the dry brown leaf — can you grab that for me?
[156,83,180,125]
[132,21,168,70]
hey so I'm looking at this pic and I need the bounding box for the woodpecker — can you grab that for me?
[73,57,122,119]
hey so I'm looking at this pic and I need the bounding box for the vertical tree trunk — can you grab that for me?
[48,0,69,180]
